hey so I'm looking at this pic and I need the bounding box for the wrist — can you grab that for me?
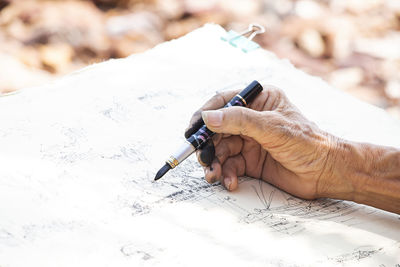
[333,140,370,202]
[326,139,400,213]
[317,136,358,201]
[351,143,400,212]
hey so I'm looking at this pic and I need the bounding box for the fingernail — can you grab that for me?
[210,176,216,184]
[224,177,232,190]
[204,168,214,183]
[202,110,223,127]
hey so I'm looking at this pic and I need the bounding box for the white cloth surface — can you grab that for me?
[0,24,399,267]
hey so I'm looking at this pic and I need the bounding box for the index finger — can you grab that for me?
[184,90,240,138]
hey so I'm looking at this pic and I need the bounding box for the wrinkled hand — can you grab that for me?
[185,85,347,200]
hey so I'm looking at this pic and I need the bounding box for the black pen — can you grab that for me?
[154,80,263,181]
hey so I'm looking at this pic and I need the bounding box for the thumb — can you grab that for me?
[202,107,264,140]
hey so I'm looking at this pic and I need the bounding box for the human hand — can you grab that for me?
[185,85,353,200]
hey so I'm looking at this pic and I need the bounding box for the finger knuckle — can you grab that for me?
[265,85,284,95]
[192,110,202,120]
[213,92,227,105]
[263,85,287,110]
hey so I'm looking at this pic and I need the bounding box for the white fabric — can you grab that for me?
[0,24,399,267]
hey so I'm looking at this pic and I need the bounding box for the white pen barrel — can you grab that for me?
[167,142,196,168]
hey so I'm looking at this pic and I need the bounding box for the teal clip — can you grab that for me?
[221,24,265,53]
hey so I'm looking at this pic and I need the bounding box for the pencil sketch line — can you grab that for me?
[259,180,269,208]
[251,184,267,209]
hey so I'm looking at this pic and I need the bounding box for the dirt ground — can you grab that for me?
[0,0,399,119]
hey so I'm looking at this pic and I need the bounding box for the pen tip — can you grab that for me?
[154,164,171,181]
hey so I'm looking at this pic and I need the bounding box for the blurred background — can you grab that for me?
[0,0,399,119]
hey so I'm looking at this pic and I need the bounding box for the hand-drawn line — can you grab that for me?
[232,180,372,235]
[120,244,154,260]
[327,246,383,263]
[251,179,275,210]
[0,229,13,240]
[131,170,381,236]
[131,201,151,216]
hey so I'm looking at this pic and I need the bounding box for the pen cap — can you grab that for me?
[239,80,263,105]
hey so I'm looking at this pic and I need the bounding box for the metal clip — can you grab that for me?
[221,24,265,53]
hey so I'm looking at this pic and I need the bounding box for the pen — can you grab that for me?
[154,80,263,181]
